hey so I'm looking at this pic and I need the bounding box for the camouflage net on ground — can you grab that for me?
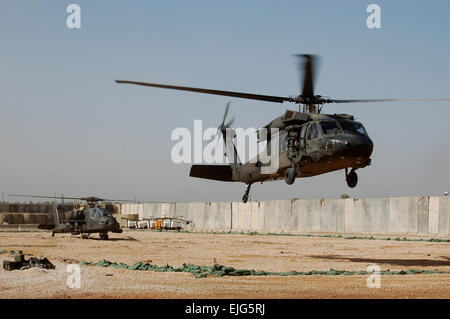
[2,249,450,278]
[75,259,450,278]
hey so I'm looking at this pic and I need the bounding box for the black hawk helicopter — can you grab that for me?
[116,55,450,203]
[9,194,126,240]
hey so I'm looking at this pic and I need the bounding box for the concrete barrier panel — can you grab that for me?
[128,204,137,215]
[175,202,188,219]
[237,202,252,232]
[360,199,373,233]
[291,199,307,233]
[438,196,449,236]
[203,202,215,231]
[344,199,354,233]
[258,201,265,232]
[160,203,176,218]
[390,197,420,234]
[263,200,291,233]
[363,198,390,234]
[292,199,329,233]
[352,199,366,233]
[190,202,206,230]
[428,197,440,234]
[407,197,419,234]
[417,196,429,234]
[390,198,406,234]
[133,204,139,216]
[143,203,157,218]
[130,203,144,216]
[319,199,337,232]
[336,200,346,233]
[250,202,261,231]
[304,199,321,232]
[231,202,239,231]
[3,196,445,235]
[231,202,261,232]
[136,204,144,216]
[203,202,231,231]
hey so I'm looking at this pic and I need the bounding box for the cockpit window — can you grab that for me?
[101,208,112,217]
[338,120,368,135]
[91,208,102,220]
[307,123,319,140]
[320,121,341,135]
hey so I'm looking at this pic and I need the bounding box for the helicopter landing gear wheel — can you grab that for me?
[346,168,358,188]
[81,234,90,239]
[284,168,296,185]
[99,232,109,240]
[242,183,252,203]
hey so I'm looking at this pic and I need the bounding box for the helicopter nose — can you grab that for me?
[330,135,373,159]
[347,136,373,158]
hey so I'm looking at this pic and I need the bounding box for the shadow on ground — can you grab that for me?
[87,236,140,242]
[308,255,450,267]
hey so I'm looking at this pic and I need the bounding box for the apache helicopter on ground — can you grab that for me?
[116,55,450,203]
[9,194,126,240]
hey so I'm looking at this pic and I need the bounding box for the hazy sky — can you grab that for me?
[0,1,449,202]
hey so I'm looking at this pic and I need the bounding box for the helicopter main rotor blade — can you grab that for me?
[8,194,136,202]
[295,54,319,98]
[222,101,230,124]
[115,80,290,103]
[225,116,235,128]
[332,98,450,104]
[9,194,83,201]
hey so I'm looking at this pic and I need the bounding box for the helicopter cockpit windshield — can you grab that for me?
[100,208,112,217]
[319,120,341,135]
[337,120,368,136]
[91,207,112,220]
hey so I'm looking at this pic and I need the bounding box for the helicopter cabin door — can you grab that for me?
[305,122,322,160]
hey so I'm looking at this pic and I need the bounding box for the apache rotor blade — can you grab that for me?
[332,98,450,104]
[115,80,290,103]
[8,194,136,202]
[9,194,84,201]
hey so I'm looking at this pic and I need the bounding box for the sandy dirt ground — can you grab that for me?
[0,230,449,298]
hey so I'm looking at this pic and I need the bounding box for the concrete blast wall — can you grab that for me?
[119,196,449,237]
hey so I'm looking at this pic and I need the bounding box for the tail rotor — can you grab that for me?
[216,102,235,143]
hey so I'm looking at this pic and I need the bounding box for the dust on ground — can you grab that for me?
[0,230,449,298]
